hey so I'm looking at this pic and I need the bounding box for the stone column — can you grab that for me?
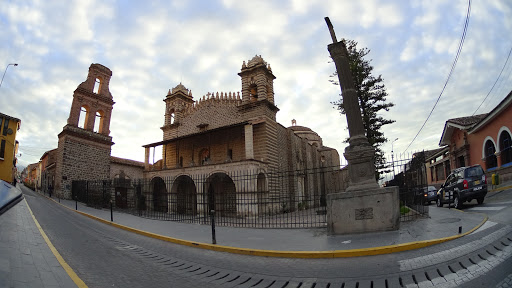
[325,17,399,234]
[144,147,150,170]
[245,124,254,160]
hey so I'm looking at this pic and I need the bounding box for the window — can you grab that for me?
[0,117,3,134]
[78,106,88,129]
[2,118,9,136]
[500,130,512,165]
[0,139,5,159]
[227,149,233,161]
[94,111,103,133]
[200,148,210,165]
[93,77,102,94]
[485,140,497,169]
[458,156,465,168]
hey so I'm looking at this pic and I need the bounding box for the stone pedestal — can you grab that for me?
[327,186,399,234]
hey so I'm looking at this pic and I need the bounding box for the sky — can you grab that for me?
[1,0,511,172]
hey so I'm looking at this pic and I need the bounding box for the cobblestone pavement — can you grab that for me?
[496,273,512,288]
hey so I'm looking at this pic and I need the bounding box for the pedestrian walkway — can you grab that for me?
[46,193,488,257]
[0,192,77,287]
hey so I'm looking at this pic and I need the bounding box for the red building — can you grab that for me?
[436,90,512,184]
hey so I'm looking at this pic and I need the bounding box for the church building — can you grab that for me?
[142,55,343,216]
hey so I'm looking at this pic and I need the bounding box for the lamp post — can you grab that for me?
[391,138,398,180]
[0,63,18,88]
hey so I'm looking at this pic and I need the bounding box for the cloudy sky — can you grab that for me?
[1,0,511,171]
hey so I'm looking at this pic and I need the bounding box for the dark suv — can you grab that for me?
[436,165,487,209]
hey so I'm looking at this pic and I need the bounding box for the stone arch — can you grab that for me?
[205,172,236,217]
[171,175,197,215]
[498,127,512,165]
[151,176,168,213]
[483,137,497,170]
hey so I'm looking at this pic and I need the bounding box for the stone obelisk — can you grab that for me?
[325,17,399,234]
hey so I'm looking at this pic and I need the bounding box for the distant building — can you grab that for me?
[142,55,343,216]
[40,148,57,194]
[0,112,21,184]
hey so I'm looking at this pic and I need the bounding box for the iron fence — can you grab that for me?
[380,151,430,221]
[72,166,348,228]
[71,154,429,228]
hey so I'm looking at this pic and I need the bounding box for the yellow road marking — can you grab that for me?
[25,199,88,287]
[47,194,488,258]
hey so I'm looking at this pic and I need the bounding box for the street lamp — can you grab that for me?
[0,63,18,88]
[391,138,398,180]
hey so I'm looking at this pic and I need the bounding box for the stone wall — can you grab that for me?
[110,157,144,180]
[56,127,112,198]
[166,97,244,140]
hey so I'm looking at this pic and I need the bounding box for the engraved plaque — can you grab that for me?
[355,207,373,220]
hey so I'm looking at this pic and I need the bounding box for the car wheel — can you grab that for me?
[477,197,484,204]
[454,195,462,209]
[437,197,443,207]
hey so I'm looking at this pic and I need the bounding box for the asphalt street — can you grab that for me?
[21,184,512,288]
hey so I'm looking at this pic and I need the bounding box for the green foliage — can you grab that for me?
[331,39,395,179]
[400,205,410,215]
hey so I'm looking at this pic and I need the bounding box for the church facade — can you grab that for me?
[142,56,344,217]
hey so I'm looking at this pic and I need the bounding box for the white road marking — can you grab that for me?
[471,221,498,234]
[467,206,506,211]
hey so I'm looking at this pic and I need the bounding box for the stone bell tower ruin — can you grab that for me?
[55,63,115,199]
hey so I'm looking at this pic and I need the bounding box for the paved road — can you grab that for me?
[22,185,512,287]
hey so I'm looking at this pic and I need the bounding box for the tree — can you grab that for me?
[330,39,395,180]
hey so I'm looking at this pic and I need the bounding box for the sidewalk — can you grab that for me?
[0,186,77,288]
[47,195,488,257]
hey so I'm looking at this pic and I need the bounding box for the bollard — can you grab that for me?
[75,198,78,210]
[110,201,113,222]
[459,226,462,234]
[210,209,216,245]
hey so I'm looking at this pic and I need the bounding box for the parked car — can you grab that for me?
[424,186,437,204]
[436,165,487,209]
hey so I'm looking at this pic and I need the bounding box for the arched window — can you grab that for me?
[170,112,175,125]
[78,105,89,129]
[500,130,512,165]
[485,140,497,170]
[249,84,258,102]
[93,111,104,133]
[93,77,102,94]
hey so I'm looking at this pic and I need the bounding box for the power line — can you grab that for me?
[472,46,512,115]
[403,0,471,154]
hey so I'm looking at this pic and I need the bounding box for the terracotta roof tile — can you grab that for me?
[447,114,487,127]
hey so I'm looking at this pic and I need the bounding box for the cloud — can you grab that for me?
[2,0,511,170]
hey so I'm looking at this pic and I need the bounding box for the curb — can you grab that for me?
[489,184,512,194]
[42,193,488,259]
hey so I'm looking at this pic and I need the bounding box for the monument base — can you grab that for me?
[327,186,400,235]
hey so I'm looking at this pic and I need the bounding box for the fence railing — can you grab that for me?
[72,166,347,228]
[71,155,429,228]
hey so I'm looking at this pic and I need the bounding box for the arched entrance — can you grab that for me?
[172,175,197,215]
[206,173,236,217]
[151,177,168,213]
